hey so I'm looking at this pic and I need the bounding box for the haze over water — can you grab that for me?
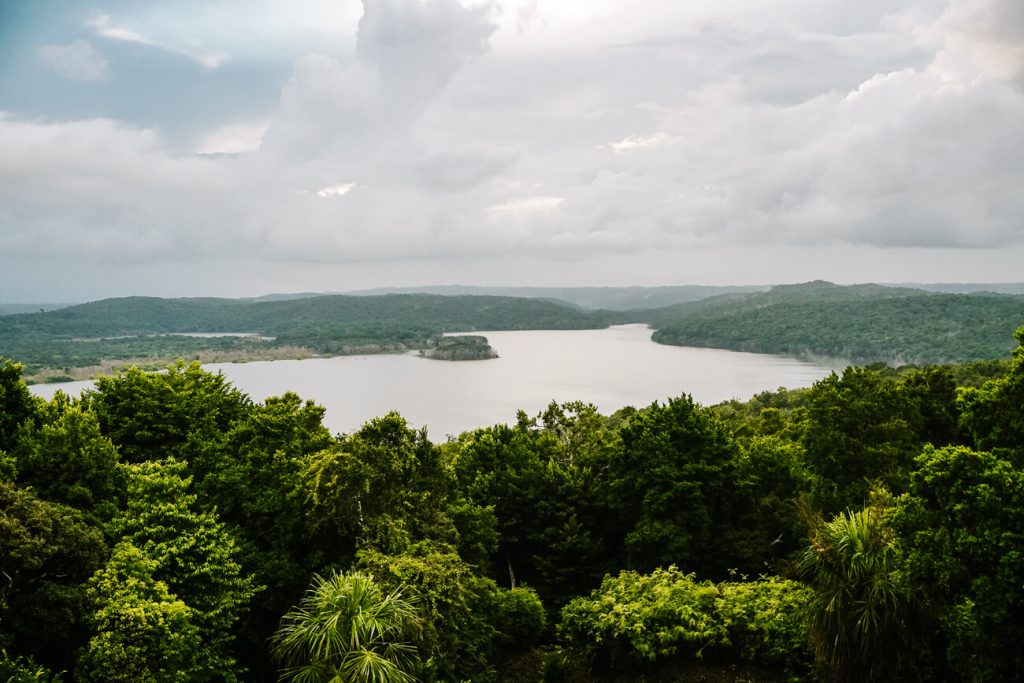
[30,325,837,438]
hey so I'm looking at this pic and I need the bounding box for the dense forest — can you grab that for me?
[643,281,1024,364]
[3,283,1023,383]
[3,323,1024,681]
[0,294,599,382]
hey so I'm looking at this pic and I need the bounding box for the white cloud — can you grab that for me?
[88,14,229,69]
[602,132,676,154]
[196,121,270,155]
[36,40,110,82]
[486,196,564,217]
[316,183,355,198]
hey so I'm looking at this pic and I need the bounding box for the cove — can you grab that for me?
[29,325,838,438]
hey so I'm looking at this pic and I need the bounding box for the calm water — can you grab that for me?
[29,325,838,439]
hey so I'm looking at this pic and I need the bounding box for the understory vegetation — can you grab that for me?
[2,326,1024,681]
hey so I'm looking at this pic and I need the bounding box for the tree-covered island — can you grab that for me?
[419,335,498,361]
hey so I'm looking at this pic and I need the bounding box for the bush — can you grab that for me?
[491,586,546,651]
[558,566,811,674]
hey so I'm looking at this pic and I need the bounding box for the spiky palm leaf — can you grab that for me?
[272,571,420,683]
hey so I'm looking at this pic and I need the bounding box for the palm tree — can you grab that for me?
[271,571,421,683]
[797,499,907,681]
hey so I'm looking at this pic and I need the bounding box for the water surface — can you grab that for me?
[30,325,837,438]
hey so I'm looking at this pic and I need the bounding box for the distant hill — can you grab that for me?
[637,281,1024,364]
[0,303,76,315]
[343,285,768,310]
[894,283,1024,295]
[4,283,1024,381]
[0,293,599,379]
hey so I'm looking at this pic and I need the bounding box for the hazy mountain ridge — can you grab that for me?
[342,284,770,310]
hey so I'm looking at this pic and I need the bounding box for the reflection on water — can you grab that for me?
[30,325,838,438]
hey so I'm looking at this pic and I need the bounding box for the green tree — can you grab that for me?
[722,435,813,573]
[357,542,497,683]
[199,392,333,678]
[87,361,250,463]
[302,412,452,558]
[0,480,107,673]
[12,399,123,521]
[0,358,37,453]
[271,571,420,683]
[78,543,202,683]
[0,648,60,683]
[610,394,740,576]
[797,494,911,681]
[959,326,1024,455]
[444,403,622,607]
[801,368,919,512]
[111,458,257,681]
[892,444,1024,680]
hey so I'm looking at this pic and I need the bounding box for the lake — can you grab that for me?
[29,325,839,438]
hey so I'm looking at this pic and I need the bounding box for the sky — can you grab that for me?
[1,0,1022,301]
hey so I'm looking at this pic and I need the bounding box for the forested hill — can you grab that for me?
[0,294,597,337]
[4,283,1024,381]
[635,281,1024,364]
[0,294,599,380]
[345,284,769,310]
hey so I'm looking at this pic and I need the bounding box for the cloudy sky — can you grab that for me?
[1,0,1022,301]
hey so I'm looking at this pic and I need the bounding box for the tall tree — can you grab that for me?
[111,458,257,681]
[0,358,37,453]
[86,361,250,464]
[78,543,202,683]
[801,367,919,512]
[959,326,1024,456]
[893,444,1024,680]
[610,394,740,576]
[0,481,107,674]
[12,399,123,522]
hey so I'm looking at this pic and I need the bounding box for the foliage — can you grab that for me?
[722,435,813,573]
[110,458,257,680]
[356,542,498,683]
[490,587,546,652]
[647,282,1024,364]
[0,358,37,452]
[558,566,810,673]
[610,395,740,576]
[797,494,911,681]
[271,571,420,683]
[0,480,107,672]
[11,398,123,521]
[199,392,334,673]
[0,648,60,683]
[87,361,251,463]
[801,367,920,512]
[302,412,453,558]
[78,543,202,683]
[959,326,1024,455]
[892,444,1024,680]
[444,402,623,607]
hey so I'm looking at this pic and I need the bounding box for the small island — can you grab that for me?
[419,335,498,361]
